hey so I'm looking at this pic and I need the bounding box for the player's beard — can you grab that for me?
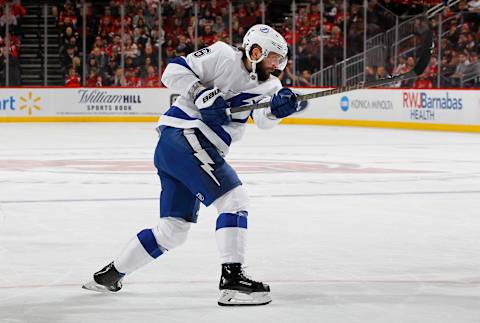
[255,60,272,82]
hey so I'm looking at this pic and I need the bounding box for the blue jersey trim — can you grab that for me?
[164,106,196,120]
[216,212,248,230]
[163,106,232,146]
[137,229,164,258]
[169,56,199,78]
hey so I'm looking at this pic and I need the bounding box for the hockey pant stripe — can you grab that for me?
[216,212,248,230]
[137,229,164,259]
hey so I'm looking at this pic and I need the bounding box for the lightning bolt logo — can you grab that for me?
[183,129,221,187]
[194,149,220,186]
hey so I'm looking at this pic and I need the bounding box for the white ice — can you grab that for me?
[0,123,479,323]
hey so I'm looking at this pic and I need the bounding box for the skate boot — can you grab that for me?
[82,262,125,293]
[217,263,271,306]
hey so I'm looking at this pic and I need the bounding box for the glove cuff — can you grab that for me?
[194,87,225,110]
[265,107,278,120]
[189,81,207,101]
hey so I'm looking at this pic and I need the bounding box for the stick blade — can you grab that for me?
[413,28,434,76]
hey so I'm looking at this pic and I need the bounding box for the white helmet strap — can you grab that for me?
[245,47,266,81]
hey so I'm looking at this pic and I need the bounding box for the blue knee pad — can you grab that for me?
[215,211,248,231]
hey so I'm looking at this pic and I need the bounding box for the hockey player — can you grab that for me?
[82,24,300,306]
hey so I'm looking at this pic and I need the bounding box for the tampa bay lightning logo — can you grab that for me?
[227,92,261,108]
[259,26,270,33]
[340,96,349,112]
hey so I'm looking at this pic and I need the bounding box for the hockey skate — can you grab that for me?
[82,262,125,293]
[217,263,272,306]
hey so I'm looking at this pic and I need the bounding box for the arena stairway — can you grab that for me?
[18,0,63,85]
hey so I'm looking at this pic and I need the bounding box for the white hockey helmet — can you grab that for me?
[242,24,288,80]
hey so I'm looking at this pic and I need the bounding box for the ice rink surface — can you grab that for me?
[0,122,479,323]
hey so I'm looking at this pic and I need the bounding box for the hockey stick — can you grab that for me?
[227,28,433,115]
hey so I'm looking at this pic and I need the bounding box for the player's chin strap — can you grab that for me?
[245,51,266,81]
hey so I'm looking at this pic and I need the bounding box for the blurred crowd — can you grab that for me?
[0,0,478,87]
[365,3,480,88]
[57,0,461,87]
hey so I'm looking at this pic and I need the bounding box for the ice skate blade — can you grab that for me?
[218,289,272,306]
[82,280,117,293]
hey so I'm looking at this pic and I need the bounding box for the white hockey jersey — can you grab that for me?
[159,41,282,155]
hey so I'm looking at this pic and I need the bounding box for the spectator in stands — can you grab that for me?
[456,33,469,52]
[61,44,78,74]
[212,15,226,35]
[103,59,118,86]
[198,8,214,28]
[232,25,245,47]
[413,73,433,88]
[164,45,176,63]
[200,24,217,47]
[144,4,157,29]
[0,6,17,37]
[99,8,115,36]
[125,69,141,87]
[467,0,480,12]
[143,65,159,87]
[446,22,460,44]
[112,67,126,86]
[464,51,480,86]
[124,35,139,58]
[92,34,105,50]
[401,56,416,87]
[176,34,193,56]
[72,56,82,77]
[365,65,376,82]
[125,55,139,74]
[59,26,77,54]
[395,55,407,74]
[297,70,313,87]
[425,56,438,79]
[132,7,146,28]
[86,55,98,73]
[9,0,26,21]
[137,42,156,66]
[133,26,149,50]
[449,51,470,86]
[89,47,108,74]
[65,67,81,87]
[7,0,25,37]
[86,68,101,87]
[465,33,477,52]
[375,65,389,80]
[0,39,20,85]
[139,55,153,78]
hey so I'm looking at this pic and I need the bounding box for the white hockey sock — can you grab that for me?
[114,229,165,275]
[215,213,247,264]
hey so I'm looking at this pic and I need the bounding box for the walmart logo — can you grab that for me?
[0,95,15,111]
[19,91,42,115]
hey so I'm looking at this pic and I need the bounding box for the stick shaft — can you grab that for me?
[228,70,415,114]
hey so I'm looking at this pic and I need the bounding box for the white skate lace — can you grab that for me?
[240,266,261,284]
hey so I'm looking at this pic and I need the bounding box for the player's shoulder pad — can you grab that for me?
[209,41,238,61]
